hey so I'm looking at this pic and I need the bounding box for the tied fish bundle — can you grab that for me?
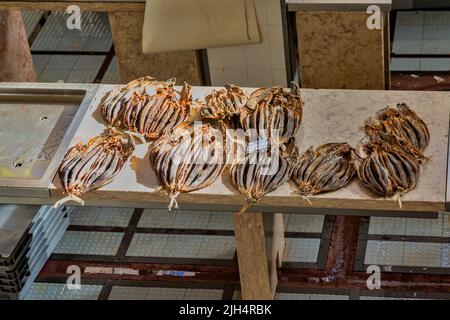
[240,84,303,144]
[101,76,167,127]
[353,138,420,206]
[101,77,195,139]
[230,145,295,213]
[292,143,356,200]
[54,130,135,207]
[201,84,247,124]
[364,103,430,161]
[149,123,225,210]
[122,82,194,139]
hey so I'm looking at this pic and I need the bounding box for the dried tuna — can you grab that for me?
[292,143,356,197]
[201,84,247,122]
[101,76,165,127]
[230,144,295,213]
[353,137,420,205]
[101,77,196,139]
[123,82,194,139]
[240,84,303,144]
[54,130,135,207]
[364,103,430,161]
[149,123,225,210]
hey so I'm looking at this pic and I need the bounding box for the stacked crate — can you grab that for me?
[0,205,72,299]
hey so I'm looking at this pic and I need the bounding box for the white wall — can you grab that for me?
[207,0,287,88]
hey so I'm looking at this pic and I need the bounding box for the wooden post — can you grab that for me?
[0,10,36,82]
[233,212,285,300]
[296,11,390,89]
[108,11,203,85]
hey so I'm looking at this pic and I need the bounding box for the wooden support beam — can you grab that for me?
[0,10,36,82]
[108,11,203,85]
[233,212,285,300]
[296,11,389,89]
[0,1,146,12]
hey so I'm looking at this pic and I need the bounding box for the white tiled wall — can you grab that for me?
[207,0,287,87]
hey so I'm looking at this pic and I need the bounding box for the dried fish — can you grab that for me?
[292,143,356,197]
[230,144,296,213]
[54,130,135,207]
[101,76,165,127]
[353,137,420,203]
[149,123,225,210]
[364,103,430,160]
[101,77,195,139]
[240,84,303,144]
[123,82,194,139]
[201,84,247,122]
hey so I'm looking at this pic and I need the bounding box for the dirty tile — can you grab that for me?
[197,236,236,260]
[127,233,168,257]
[403,242,442,267]
[368,217,406,235]
[364,240,404,266]
[284,238,320,263]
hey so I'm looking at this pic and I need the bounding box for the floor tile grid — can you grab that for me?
[360,214,450,271]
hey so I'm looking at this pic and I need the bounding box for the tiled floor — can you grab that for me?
[364,213,450,269]
[54,231,124,256]
[232,291,349,300]
[71,206,134,227]
[32,54,105,83]
[24,283,102,300]
[368,213,449,237]
[392,11,450,71]
[109,287,223,300]
[31,12,112,52]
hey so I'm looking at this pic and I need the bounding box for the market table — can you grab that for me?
[1,82,449,299]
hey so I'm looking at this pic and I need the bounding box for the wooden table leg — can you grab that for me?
[0,10,36,82]
[108,11,203,85]
[233,212,285,300]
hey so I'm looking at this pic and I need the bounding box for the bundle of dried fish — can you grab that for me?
[101,77,195,139]
[353,138,420,206]
[122,82,194,139]
[230,144,295,213]
[201,84,247,122]
[101,76,165,127]
[149,123,225,210]
[240,84,303,144]
[292,143,356,199]
[364,103,430,160]
[54,130,135,207]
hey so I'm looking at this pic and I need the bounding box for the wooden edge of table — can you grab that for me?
[0,1,145,12]
[49,187,445,215]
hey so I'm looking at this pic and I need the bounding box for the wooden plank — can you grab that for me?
[0,10,35,81]
[0,1,145,12]
[296,11,387,89]
[233,212,284,300]
[108,11,203,85]
[47,84,449,214]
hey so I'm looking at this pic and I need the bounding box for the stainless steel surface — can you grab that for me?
[0,205,40,258]
[287,0,392,11]
[0,83,99,198]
